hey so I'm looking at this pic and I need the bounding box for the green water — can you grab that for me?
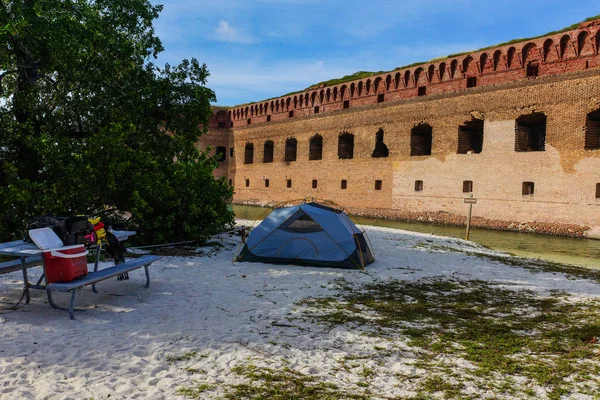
[232,204,600,269]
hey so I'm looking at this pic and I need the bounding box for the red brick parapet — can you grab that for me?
[224,19,600,128]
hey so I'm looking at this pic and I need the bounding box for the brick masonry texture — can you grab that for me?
[198,20,600,238]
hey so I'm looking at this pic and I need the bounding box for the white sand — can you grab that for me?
[1,220,599,399]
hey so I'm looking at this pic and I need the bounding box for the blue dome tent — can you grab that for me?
[234,202,375,269]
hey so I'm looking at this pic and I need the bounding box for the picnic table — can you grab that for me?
[0,231,160,319]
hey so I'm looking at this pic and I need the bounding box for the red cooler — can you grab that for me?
[43,245,89,283]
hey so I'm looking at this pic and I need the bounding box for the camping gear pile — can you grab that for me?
[234,202,375,269]
[29,227,90,284]
[25,215,127,278]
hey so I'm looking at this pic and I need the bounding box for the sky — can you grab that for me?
[150,0,600,107]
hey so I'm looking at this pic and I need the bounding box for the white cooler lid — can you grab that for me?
[28,228,64,250]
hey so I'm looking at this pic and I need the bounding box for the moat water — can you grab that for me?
[232,204,600,270]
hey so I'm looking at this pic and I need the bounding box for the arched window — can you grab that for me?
[374,77,382,93]
[372,128,389,158]
[394,72,401,89]
[286,98,291,110]
[340,85,347,99]
[285,138,297,162]
[326,88,331,102]
[333,87,338,101]
[311,92,317,106]
[427,64,435,83]
[358,81,363,96]
[304,93,309,106]
[596,30,600,55]
[479,53,488,73]
[543,38,554,61]
[338,132,354,159]
[385,75,392,90]
[560,35,570,59]
[439,62,446,81]
[462,56,473,75]
[521,43,537,66]
[493,50,502,70]
[293,96,298,109]
[506,47,516,68]
[578,31,589,55]
[350,83,356,97]
[244,143,254,164]
[319,90,324,104]
[410,123,433,156]
[263,140,274,163]
[414,68,424,85]
[450,60,458,78]
[457,119,484,154]
[365,79,372,94]
[515,113,547,152]
[309,134,323,160]
[404,70,411,87]
[585,109,600,150]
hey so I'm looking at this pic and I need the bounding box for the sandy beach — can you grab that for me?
[1,220,599,399]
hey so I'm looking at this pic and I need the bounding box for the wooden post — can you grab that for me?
[465,194,474,241]
[466,203,473,240]
[241,227,246,243]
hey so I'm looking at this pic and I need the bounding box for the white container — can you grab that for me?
[28,227,64,250]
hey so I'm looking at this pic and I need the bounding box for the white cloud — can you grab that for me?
[212,20,255,44]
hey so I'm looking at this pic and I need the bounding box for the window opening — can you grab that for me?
[418,86,427,96]
[463,180,473,193]
[283,214,323,234]
[218,121,226,128]
[314,106,320,114]
[286,179,292,188]
[522,182,535,195]
[264,179,269,188]
[289,111,294,118]
[309,134,323,160]
[229,147,234,157]
[457,119,484,154]
[263,140,274,163]
[375,180,382,190]
[526,62,539,77]
[515,113,546,152]
[343,100,350,109]
[372,128,389,158]
[216,147,226,162]
[585,109,600,150]
[467,77,477,88]
[312,179,318,189]
[338,132,354,159]
[596,183,600,199]
[244,143,254,164]
[267,115,271,122]
[341,180,347,190]
[245,179,250,187]
[285,138,297,162]
[415,180,424,191]
[247,118,251,125]
[377,94,384,103]
[410,123,433,156]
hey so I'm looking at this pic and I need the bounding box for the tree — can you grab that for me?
[0,0,234,243]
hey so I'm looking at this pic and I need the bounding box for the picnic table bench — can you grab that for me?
[46,255,161,319]
[0,231,162,319]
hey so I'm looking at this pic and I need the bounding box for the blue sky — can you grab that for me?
[151,0,599,107]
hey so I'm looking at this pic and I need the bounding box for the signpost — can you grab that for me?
[464,196,477,240]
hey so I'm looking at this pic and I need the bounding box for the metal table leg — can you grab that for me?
[20,258,31,305]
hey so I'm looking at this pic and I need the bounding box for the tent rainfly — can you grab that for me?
[234,202,375,269]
